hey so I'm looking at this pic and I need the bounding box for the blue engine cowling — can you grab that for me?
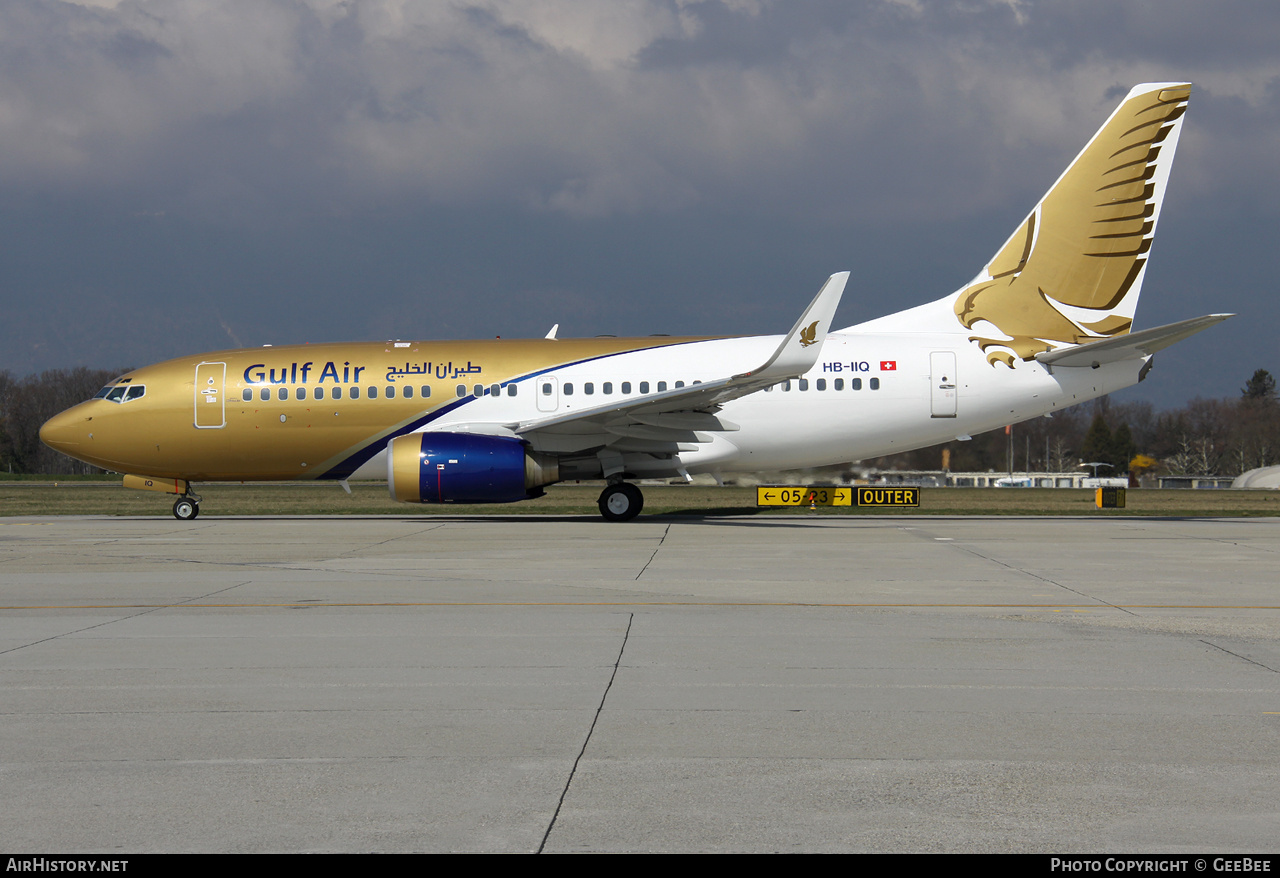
[386,432,555,504]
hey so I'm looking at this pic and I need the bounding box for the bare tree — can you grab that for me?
[1,368,124,474]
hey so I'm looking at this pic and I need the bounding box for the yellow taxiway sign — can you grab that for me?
[756,486,920,508]
[756,487,852,507]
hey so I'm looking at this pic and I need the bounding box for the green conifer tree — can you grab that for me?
[1242,369,1276,402]
[1079,413,1114,474]
[1110,423,1137,474]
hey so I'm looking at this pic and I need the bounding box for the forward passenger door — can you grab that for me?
[194,362,226,428]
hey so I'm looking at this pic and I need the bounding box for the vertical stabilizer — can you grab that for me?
[954,83,1190,367]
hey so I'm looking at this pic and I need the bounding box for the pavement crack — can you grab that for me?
[952,541,1140,617]
[0,580,254,657]
[538,611,633,853]
[332,523,450,558]
[635,523,671,580]
[1200,639,1279,673]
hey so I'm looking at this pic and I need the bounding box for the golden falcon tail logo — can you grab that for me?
[955,84,1190,368]
[798,321,819,347]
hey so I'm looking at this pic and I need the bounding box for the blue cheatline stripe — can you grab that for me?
[317,338,712,480]
[319,396,472,481]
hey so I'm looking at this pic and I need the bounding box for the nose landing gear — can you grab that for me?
[598,482,643,522]
[172,495,201,520]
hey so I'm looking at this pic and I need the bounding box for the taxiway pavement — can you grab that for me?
[2,514,1278,852]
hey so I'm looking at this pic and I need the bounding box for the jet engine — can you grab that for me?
[386,432,558,504]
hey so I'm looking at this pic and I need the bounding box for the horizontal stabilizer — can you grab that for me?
[1035,314,1233,368]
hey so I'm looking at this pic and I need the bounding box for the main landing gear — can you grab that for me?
[597,482,643,522]
[172,495,201,520]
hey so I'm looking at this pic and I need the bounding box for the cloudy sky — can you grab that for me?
[2,0,1276,410]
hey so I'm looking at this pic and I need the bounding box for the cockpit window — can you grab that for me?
[98,384,145,403]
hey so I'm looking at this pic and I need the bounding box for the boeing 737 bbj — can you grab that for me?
[40,83,1230,521]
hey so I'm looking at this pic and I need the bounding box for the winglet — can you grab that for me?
[507,271,850,434]
[735,271,849,382]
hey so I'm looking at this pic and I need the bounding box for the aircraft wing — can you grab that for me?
[1034,313,1233,368]
[499,272,848,446]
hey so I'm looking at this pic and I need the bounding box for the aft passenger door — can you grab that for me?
[930,352,957,418]
[194,361,226,428]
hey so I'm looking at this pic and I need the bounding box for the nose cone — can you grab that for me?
[39,406,87,456]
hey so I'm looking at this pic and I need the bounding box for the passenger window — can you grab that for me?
[350,386,361,399]
[278,387,288,400]
[852,378,862,390]
[764,385,773,392]
[506,385,517,397]
[870,377,880,390]
[564,383,574,396]
[603,382,613,394]
[541,382,552,396]
[421,386,431,398]
[332,387,343,399]
[314,387,324,400]
[473,384,483,397]
[242,389,253,402]
[782,381,791,392]
[816,379,826,391]
[403,386,414,399]
[366,386,377,399]
[834,378,844,391]
[584,382,594,395]
[622,382,631,394]
[260,388,270,401]
[798,379,809,391]
[639,381,649,394]
[295,387,306,400]
[490,384,500,397]
[456,385,466,398]
[383,386,393,399]
[657,381,667,392]
[675,381,684,388]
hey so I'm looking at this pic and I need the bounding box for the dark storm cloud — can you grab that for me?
[1,0,1277,409]
[3,0,1275,218]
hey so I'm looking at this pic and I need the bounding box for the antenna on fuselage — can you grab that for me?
[545,324,559,340]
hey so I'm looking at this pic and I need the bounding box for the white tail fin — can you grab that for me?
[953,82,1191,367]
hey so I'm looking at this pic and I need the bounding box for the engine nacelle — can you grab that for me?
[386,432,558,504]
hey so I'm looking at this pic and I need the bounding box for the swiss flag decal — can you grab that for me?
[879,360,897,371]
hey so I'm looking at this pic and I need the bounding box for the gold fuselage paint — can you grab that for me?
[41,336,710,482]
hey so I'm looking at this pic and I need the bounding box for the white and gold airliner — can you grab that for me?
[40,83,1230,521]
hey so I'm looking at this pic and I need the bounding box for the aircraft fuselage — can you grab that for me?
[38,330,1140,484]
